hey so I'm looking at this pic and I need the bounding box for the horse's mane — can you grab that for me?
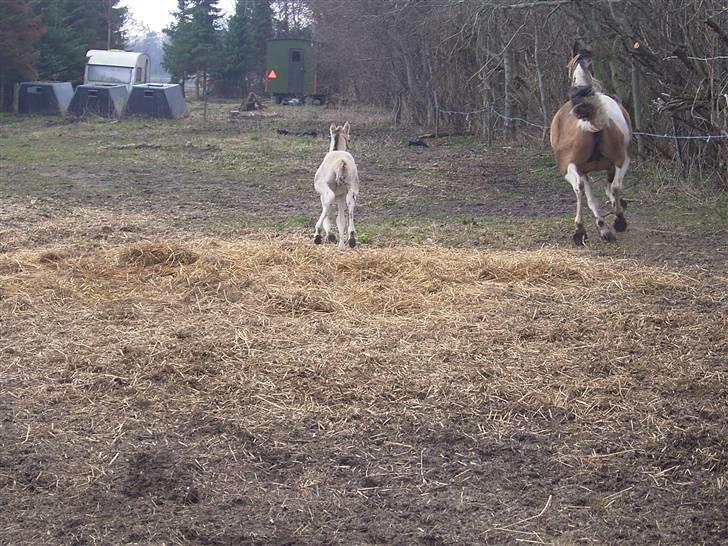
[567,55,581,81]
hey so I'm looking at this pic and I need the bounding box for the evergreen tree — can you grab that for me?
[0,0,46,109]
[218,0,256,96]
[187,0,223,77]
[187,0,222,117]
[63,0,127,50]
[31,0,128,83]
[163,0,195,87]
[250,0,273,79]
[32,0,84,82]
[164,0,222,102]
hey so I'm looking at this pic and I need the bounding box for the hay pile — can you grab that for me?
[1,237,683,311]
[1,237,726,544]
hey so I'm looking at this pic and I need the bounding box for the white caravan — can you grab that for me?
[84,50,151,92]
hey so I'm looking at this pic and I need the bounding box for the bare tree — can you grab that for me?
[309,0,727,181]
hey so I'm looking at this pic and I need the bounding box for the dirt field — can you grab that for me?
[1,102,726,545]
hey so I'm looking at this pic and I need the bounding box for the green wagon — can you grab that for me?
[265,39,325,104]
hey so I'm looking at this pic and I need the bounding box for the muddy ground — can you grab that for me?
[0,102,726,545]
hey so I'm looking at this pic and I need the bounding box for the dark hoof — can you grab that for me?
[614,215,628,233]
[620,198,628,211]
[327,233,337,243]
[314,234,323,245]
[573,229,587,246]
[601,231,617,242]
[349,235,356,248]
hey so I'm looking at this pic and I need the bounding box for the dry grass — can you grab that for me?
[2,236,726,544]
[2,101,727,544]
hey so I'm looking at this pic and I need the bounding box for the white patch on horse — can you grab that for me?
[600,94,632,144]
[577,119,600,132]
[571,64,591,87]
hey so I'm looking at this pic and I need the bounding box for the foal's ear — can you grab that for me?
[330,123,337,136]
[343,121,351,137]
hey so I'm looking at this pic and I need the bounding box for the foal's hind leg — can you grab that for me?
[335,199,347,252]
[346,190,357,248]
[566,163,587,245]
[314,190,335,244]
[611,157,630,233]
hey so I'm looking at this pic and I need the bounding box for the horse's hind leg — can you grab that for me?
[336,199,347,252]
[604,166,628,210]
[314,190,335,244]
[605,166,617,205]
[584,175,616,242]
[611,157,629,232]
[566,163,587,245]
[346,190,357,248]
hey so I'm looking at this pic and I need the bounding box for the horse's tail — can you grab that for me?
[569,85,606,132]
[335,160,347,186]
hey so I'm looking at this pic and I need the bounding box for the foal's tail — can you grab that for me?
[569,85,606,132]
[335,160,348,186]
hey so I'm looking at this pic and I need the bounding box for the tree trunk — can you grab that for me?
[392,91,402,127]
[425,50,438,130]
[203,68,208,123]
[630,56,644,156]
[106,1,112,49]
[0,74,6,113]
[533,19,551,144]
[503,48,515,139]
[399,41,420,124]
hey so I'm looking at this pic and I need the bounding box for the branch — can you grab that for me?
[500,0,622,9]
[705,19,728,47]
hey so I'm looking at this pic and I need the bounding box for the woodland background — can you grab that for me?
[1,0,726,180]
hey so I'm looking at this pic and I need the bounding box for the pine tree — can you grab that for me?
[250,0,273,79]
[32,0,84,82]
[218,0,256,96]
[163,0,195,89]
[32,0,128,83]
[0,0,46,110]
[63,0,127,51]
[187,0,222,118]
[164,0,222,105]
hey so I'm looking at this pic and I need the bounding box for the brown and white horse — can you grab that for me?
[550,50,632,245]
[313,122,359,251]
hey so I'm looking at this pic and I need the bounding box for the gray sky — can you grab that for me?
[122,0,236,33]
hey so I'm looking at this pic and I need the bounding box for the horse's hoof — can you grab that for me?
[614,215,628,233]
[327,233,337,243]
[601,231,617,242]
[573,230,587,246]
[620,198,628,211]
[314,234,322,245]
[349,235,356,248]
